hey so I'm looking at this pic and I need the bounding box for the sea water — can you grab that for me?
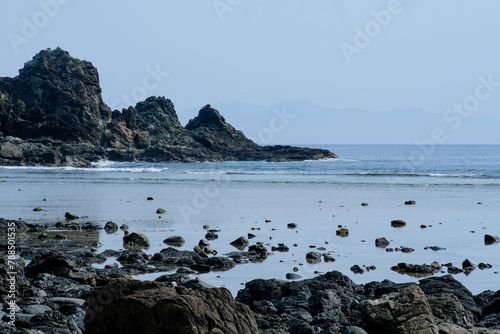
[1,145,499,295]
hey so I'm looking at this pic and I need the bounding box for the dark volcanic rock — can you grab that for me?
[85,278,259,334]
[0,49,338,166]
[0,48,111,146]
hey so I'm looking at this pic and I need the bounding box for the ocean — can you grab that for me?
[1,144,499,295]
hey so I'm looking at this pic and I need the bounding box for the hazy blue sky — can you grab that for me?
[1,1,499,144]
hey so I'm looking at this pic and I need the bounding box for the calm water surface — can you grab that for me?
[1,145,499,295]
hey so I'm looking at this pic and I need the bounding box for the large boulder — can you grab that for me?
[359,285,439,334]
[85,278,258,334]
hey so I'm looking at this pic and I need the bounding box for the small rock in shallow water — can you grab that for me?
[478,263,492,270]
[123,232,150,248]
[306,251,321,264]
[336,228,349,237]
[54,234,67,240]
[265,219,271,223]
[33,207,43,212]
[404,200,416,205]
[375,237,390,248]
[104,221,118,231]
[119,224,129,231]
[247,233,256,239]
[230,236,249,249]
[391,220,406,228]
[205,232,219,240]
[462,259,476,271]
[147,197,154,201]
[198,239,210,247]
[37,233,48,239]
[350,265,364,274]
[156,208,166,214]
[287,223,297,229]
[361,202,368,206]
[285,273,302,280]
[163,236,185,247]
[64,212,79,220]
[323,254,335,262]
[485,234,500,245]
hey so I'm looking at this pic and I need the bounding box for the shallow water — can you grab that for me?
[1,145,499,295]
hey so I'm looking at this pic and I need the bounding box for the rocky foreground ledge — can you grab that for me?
[1,219,500,333]
[0,48,337,167]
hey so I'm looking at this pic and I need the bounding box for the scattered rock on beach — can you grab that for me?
[391,219,406,228]
[205,232,219,240]
[230,236,249,249]
[391,263,438,277]
[64,212,79,220]
[375,237,390,248]
[271,243,289,252]
[248,243,268,258]
[306,251,321,264]
[156,208,166,214]
[336,228,349,237]
[323,254,335,262]
[485,234,500,245]
[123,232,150,248]
[478,263,493,270]
[350,265,364,274]
[198,239,210,247]
[462,259,476,271]
[104,221,118,232]
[163,236,185,247]
[286,273,302,280]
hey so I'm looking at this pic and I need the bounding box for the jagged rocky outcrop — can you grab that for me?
[0,48,337,166]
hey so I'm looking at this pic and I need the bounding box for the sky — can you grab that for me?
[1,1,499,144]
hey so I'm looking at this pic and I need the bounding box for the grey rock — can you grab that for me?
[163,235,185,247]
[375,237,390,248]
[22,304,52,315]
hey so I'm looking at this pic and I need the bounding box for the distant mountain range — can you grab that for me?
[179,99,500,145]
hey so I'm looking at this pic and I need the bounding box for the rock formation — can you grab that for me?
[0,48,337,166]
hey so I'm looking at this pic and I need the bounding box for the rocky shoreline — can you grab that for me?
[0,48,337,167]
[1,217,500,333]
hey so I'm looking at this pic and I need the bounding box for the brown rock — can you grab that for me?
[85,278,258,334]
[359,285,439,334]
